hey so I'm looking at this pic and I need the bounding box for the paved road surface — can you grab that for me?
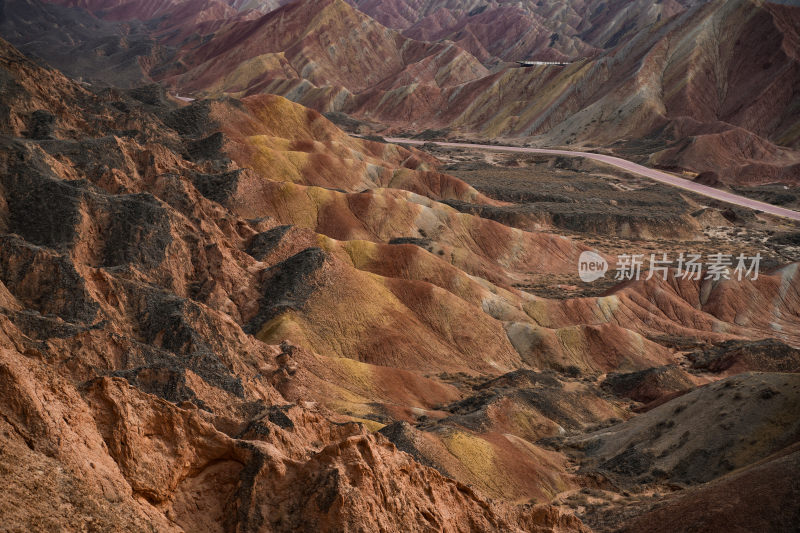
[385,138,800,222]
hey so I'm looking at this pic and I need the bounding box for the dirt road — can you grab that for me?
[385,138,800,222]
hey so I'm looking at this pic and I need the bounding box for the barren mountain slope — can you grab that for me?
[349,0,700,54]
[0,0,165,87]
[158,0,488,102]
[44,0,236,22]
[158,0,800,187]
[618,443,800,533]
[0,37,591,531]
[399,5,598,64]
[13,0,799,188]
[387,0,800,186]
[2,16,800,530]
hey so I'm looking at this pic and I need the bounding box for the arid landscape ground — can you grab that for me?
[0,0,799,532]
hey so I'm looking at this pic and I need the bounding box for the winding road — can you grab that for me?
[385,138,800,222]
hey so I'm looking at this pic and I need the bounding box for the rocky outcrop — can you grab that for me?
[602,365,696,405]
[0,36,594,532]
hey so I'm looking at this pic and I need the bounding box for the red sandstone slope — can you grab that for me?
[158,0,488,101]
[349,0,698,60]
[400,5,598,64]
[0,37,596,531]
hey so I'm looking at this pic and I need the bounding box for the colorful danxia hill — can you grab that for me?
[0,1,799,532]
